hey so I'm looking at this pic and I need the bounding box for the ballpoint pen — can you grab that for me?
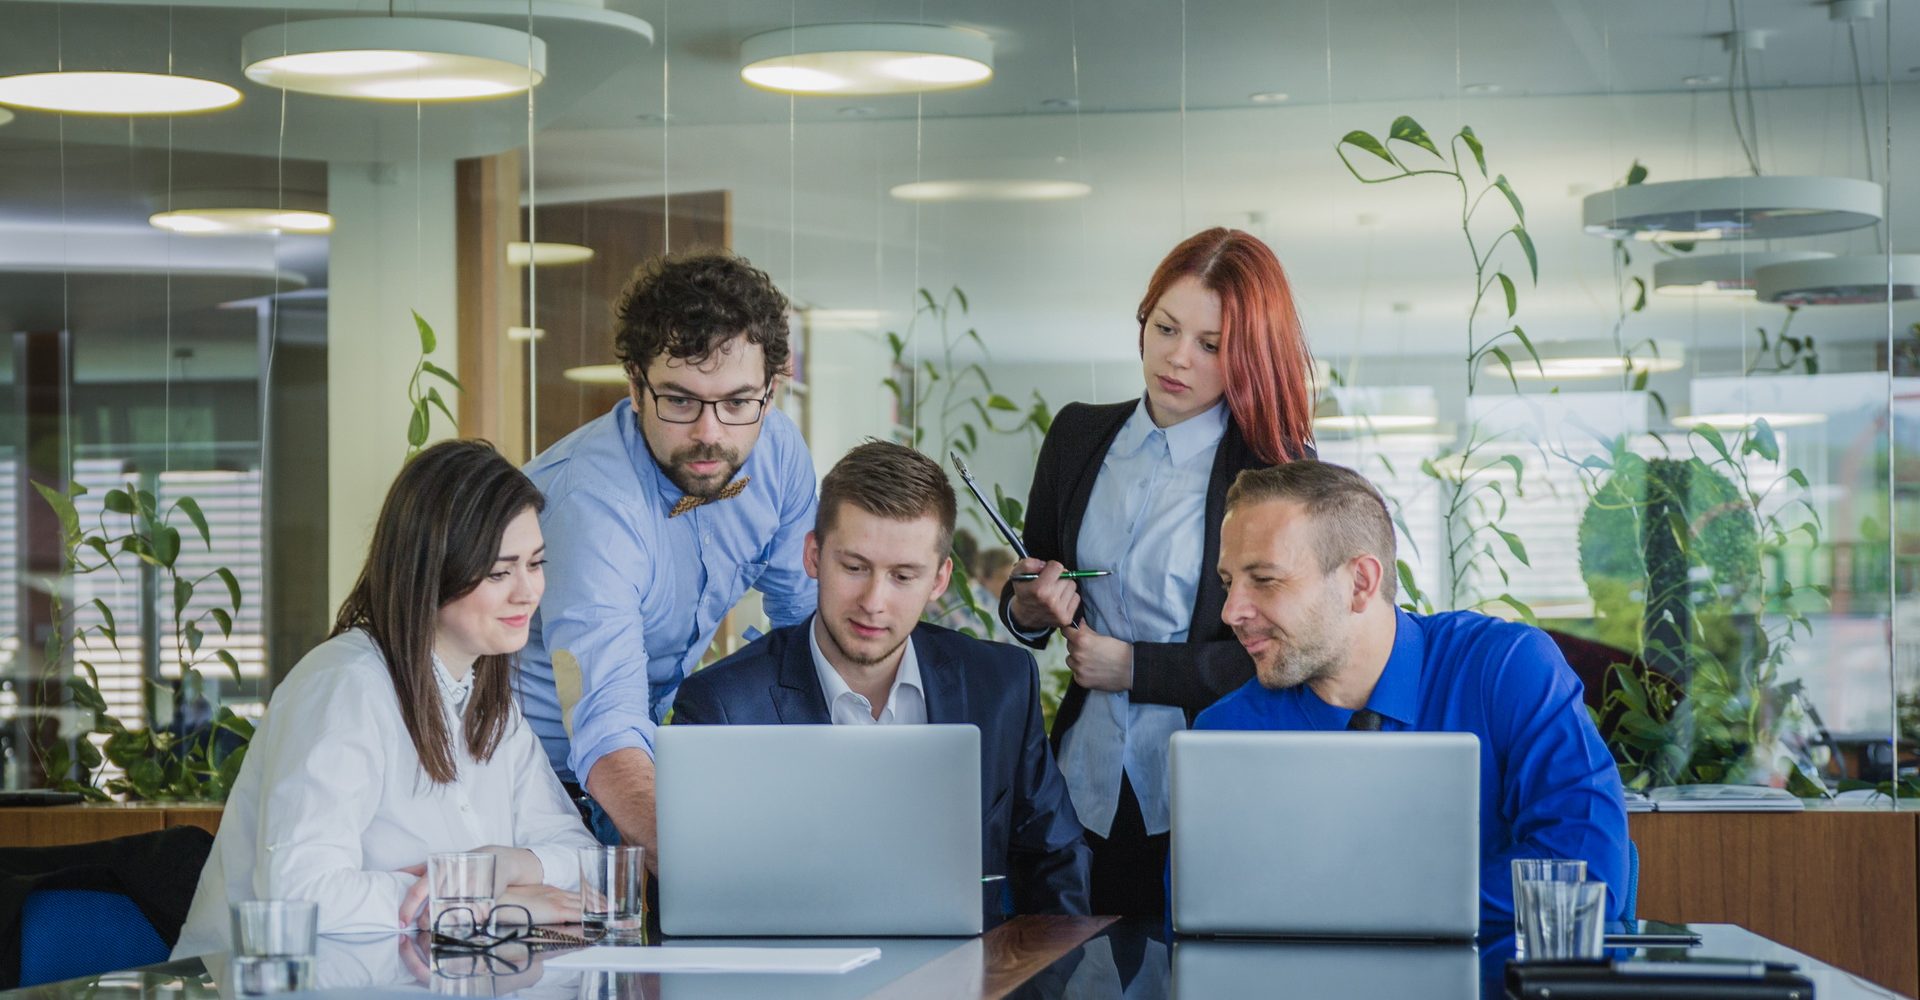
[1010,570,1112,581]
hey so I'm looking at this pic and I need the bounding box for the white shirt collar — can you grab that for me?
[432,652,474,716]
[807,616,923,723]
[1112,396,1229,466]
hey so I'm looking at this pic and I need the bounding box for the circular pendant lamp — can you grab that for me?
[563,364,628,385]
[1754,254,1920,306]
[0,71,240,115]
[740,23,992,95]
[1582,176,1881,242]
[507,241,595,267]
[242,18,546,102]
[1653,251,1833,296]
[150,190,332,236]
[889,180,1089,202]
[1481,339,1686,381]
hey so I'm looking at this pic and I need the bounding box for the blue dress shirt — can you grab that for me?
[518,400,819,783]
[1195,607,1630,923]
[1056,398,1225,838]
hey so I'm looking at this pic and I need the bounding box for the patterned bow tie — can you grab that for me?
[668,476,750,518]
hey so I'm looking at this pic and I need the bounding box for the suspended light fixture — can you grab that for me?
[1481,339,1686,381]
[508,326,546,342]
[1754,254,1920,306]
[890,180,1090,202]
[241,18,546,102]
[508,241,594,267]
[563,364,628,385]
[150,190,332,236]
[1672,411,1826,431]
[1653,251,1833,296]
[1312,386,1438,434]
[0,108,13,127]
[740,23,992,96]
[1581,176,1881,242]
[0,71,241,115]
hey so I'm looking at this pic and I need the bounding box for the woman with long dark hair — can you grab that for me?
[1001,227,1316,918]
[174,441,597,955]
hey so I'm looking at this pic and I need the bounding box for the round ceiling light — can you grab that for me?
[508,326,545,342]
[150,190,332,236]
[242,18,546,102]
[1671,411,1826,430]
[0,71,241,115]
[740,23,992,96]
[1312,414,1439,432]
[890,179,1090,202]
[1754,254,1920,306]
[507,241,595,267]
[1582,176,1882,242]
[1652,251,1833,296]
[563,364,628,385]
[1477,339,1685,382]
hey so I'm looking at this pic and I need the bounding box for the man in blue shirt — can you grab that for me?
[1198,460,1629,924]
[519,250,819,852]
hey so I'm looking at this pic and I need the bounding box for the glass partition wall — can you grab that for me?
[0,1,1913,812]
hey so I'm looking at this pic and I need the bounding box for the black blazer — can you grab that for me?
[999,399,1309,748]
[671,620,1092,917]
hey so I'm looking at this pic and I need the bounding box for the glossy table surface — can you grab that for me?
[5,919,1907,999]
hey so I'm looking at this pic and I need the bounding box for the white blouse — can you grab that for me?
[173,629,598,958]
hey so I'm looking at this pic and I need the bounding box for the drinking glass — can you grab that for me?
[1510,858,1587,960]
[429,851,498,938]
[228,899,317,996]
[578,845,645,944]
[1517,880,1608,961]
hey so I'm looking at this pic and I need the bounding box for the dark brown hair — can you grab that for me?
[816,441,957,556]
[1137,227,1315,465]
[1225,460,1399,602]
[332,440,545,784]
[613,248,792,387]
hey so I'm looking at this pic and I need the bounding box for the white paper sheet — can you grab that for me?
[542,946,883,975]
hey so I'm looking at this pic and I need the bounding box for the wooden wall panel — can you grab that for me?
[1631,810,1918,996]
[0,805,166,848]
[454,153,528,462]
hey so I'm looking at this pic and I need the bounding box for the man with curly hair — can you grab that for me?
[518,249,819,854]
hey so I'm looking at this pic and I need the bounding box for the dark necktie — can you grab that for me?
[668,476,749,518]
[1347,708,1385,731]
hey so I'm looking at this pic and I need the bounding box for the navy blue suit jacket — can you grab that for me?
[671,620,1093,916]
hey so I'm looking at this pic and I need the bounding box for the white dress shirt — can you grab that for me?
[173,629,598,958]
[1056,398,1225,838]
[808,617,926,725]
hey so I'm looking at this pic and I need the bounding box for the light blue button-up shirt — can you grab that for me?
[519,400,819,784]
[1056,397,1225,837]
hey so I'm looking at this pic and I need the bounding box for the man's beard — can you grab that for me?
[1245,595,1346,691]
[822,617,909,668]
[664,443,743,498]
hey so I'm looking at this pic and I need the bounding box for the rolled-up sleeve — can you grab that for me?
[538,489,659,780]
[752,420,820,629]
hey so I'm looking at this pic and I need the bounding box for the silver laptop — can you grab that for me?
[1173,938,1480,999]
[655,724,983,936]
[1169,730,1480,939]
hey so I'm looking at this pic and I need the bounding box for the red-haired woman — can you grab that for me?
[1000,227,1316,918]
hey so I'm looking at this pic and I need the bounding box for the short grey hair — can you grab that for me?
[1225,461,1398,602]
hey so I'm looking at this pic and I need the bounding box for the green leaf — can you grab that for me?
[1459,126,1487,177]
[985,394,1018,412]
[885,331,904,359]
[407,402,429,448]
[426,387,458,429]
[1626,160,1648,186]
[34,481,80,540]
[217,709,256,741]
[173,496,212,549]
[173,578,195,617]
[413,310,436,354]
[185,621,204,655]
[217,567,243,610]
[218,744,248,791]
[1387,116,1440,158]
[152,525,181,568]
[1747,418,1780,463]
[1495,527,1531,567]
[211,607,233,638]
[135,490,158,518]
[1631,277,1648,312]
[105,730,150,768]
[1491,592,1537,624]
[951,286,969,313]
[1494,174,1525,223]
[1512,225,1539,283]
[919,288,938,313]
[1693,423,1731,463]
[1489,346,1517,386]
[1496,272,1517,317]
[1496,454,1525,493]
[1338,130,1394,165]
[75,737,103,771]
[1787,468,1810,489]
[1669,240,1696,253]
[421,361,464,392]
[104,488,137,515]
[70,677,108,714]
[128,757,166,798]
[1785,763,1828,800]
[216,648,243,684]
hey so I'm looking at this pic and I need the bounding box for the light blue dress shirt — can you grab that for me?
[1056,397,1226,838]
[518,400,819,783]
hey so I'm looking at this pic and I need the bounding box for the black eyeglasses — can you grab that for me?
[431,903,534,951]
[640,380,773,426]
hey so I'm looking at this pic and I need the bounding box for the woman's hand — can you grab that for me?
[1008,559,1080,632]
[497,884,582,925]
[396,863,430,929]
[1064,621,1133,692]
[469,845,543,897]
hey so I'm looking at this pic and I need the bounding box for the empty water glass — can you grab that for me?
[1518,880,1608,961]
[1510,858,1587,960]
[579,845,645,944]
[429,851,498,939]
[228,899,317,997]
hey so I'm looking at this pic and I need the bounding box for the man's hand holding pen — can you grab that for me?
[1009,558,1081,632]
